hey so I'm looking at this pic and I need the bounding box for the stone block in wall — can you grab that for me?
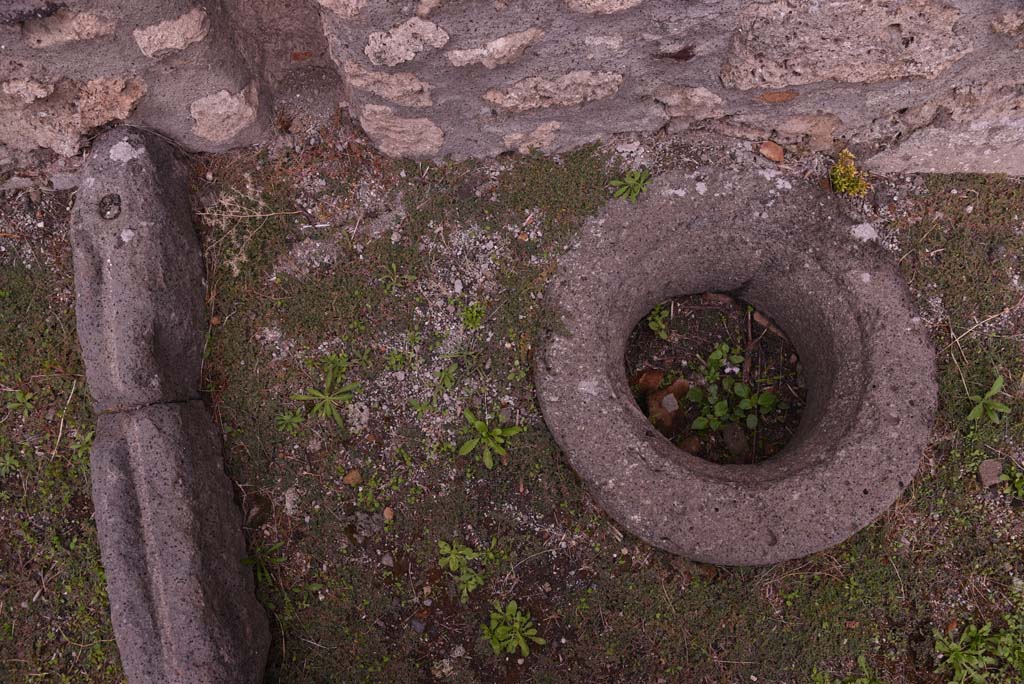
[0,0,271,165]
[91,400,269,684]
[71,129,205,413]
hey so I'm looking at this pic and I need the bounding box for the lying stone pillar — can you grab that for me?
[72,128,269,684]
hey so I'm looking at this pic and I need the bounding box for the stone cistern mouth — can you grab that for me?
[535,170,937,566]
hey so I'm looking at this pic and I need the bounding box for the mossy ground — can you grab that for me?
[1,123,1022,684]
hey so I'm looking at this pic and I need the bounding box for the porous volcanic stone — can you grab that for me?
[91,401,269,684]
[535,168,937,566]
[71,128,205,413]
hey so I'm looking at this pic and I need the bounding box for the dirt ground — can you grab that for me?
[1,117,1022,684]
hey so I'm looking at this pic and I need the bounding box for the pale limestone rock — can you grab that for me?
[190,84,259,143]
[566,0,644,13]
[0,77,144,156]
[314,0,368,18]
[365,17,449,67]
[654,86,725,122]
[358,104,444,157]
[22,8,115,48]
[992,11,1024,36]
[504,121,562,153]
[133,7,209,58]
[2,78,53,104]
[721,0,971,90]
[343,62,433,107]
[446,28,544,69]
[484,71,623,111]
[79,77,147,128]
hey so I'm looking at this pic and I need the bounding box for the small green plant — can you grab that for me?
[967,376,1011,425]
[935,623,999,684]
[385,350,410,371]
[275,409,305,435]
[243,541,286,588]
[481,600,545,657]
[320,353,351,389]
[292,359,360,428]
[458,408,524,469]
[934,585,1024,684]
[647,302,670,340]
[610,168,651,202]
[382,262,416,294]
[438,540,485,603]
[5,389,35,418]
[811,655,883,684]
[69,429,94,462]
[684,343,783,432]
[460,302,486,330]
[829,149,871,198]
[0,451,20,478]
[433,362,458,399]
[1000,465,1024,499]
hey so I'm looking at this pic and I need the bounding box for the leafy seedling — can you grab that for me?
[481,600,545,657]
[967,375,1011,424]
[610,169,651,202]
[292,382,359,428]
[458,408,524,469]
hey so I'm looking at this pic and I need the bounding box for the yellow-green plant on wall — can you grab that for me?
[829,149,871,197]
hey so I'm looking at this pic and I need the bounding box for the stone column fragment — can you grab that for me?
[71,128,269,684]
[72,129,205,413]
[92,401,269,684]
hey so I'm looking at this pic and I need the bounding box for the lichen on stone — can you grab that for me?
[566,0,644,14]
[358,104,444,157]
[343,62,433,107]
[654,86,725,123]
[484,71,623,111]
[720,0,972,90]
[446,28,544,69]
[190,83,259,143]
[21,8,115,48]
[133,7,209,58]
[314,0,368,18]
[364,17,449,67]
[504,121,562,153]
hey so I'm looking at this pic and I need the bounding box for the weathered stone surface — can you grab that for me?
[721,0,971,90]
[364,17,449,67]
[358,104,444,157]
[343,61,433,107]
[566,0,644,13]
[21,8,115,48]
[190,83,260,143]
[0,0,57,25]
[446,28,544,69]
[484,71,623,111]
[504,121,562,153]
[71,129,204,412]
[536,166,937,565]
[133,7,210,58]
[91,401,269,684]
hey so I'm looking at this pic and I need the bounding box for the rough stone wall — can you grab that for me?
[3,0,1023,175]
[322,0,1024,173]
[1,0,272,167]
